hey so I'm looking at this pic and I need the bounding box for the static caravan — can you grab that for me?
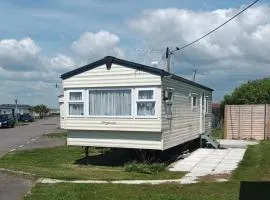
[60,56,213,151]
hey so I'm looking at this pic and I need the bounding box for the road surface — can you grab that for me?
[0,117,60,155]
[0,117,61,200]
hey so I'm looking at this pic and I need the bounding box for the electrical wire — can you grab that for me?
[172,0,259,53]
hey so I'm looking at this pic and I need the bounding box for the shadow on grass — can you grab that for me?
[74,148,135,167]
[74,139,201,167]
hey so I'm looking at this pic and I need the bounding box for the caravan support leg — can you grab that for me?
[84,146,89,157]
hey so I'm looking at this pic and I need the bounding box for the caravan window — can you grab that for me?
[68,91,85,116]
[136,89,156,116]
[191,95,197,108]
[69,92,82,100]
[89,89,131,116]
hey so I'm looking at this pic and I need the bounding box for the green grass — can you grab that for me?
[212,128,224,139]
[23,140,270,200]
[24,182,240,200]
[124,162,166,174]
[232,140,270,181]
[0,146,184,180]
[42,132,67,139]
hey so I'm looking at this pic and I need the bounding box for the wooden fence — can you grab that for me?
[224,105,270,140]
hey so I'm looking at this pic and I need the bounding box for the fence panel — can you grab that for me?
[225,105,267,140]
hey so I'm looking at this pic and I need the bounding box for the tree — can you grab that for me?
[221,78,270,107]
[33,104,50,119]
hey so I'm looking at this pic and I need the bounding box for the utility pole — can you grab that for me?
[192,69,197,82]
[14,99,18,123]
[165,47,171,73]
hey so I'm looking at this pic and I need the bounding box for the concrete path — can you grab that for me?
[219,139,258,149]
[37,178,183,185]
[0,173,32,200]
[169,148,246,184]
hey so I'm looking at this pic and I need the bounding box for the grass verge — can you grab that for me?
[23,140,270,200]
[0,146,184,180]
[24,182,240,200]
[42,132,67,139]
[212,128,224,139]
[124,162,166,174]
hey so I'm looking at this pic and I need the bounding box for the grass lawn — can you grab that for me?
[0,146,185,180]
[42,132,67,139]
[212,128,224,139]
[25,182,240,200]
[23,140,270,200]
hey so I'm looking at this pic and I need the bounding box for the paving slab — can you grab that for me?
[219,139,258,148]
[169,145,252,183]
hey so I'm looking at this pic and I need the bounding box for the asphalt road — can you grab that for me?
[0,117,61,200]
[0,117,60,156]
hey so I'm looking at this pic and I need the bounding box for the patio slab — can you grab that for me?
[169,146,249,184]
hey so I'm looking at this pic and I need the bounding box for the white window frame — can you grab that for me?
[135,88,157,118]
[66,87,159,119]
[68,90,86,117]
[87,88,133,118]
[191,95,198,108]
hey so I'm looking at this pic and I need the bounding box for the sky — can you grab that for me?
[1,0,270,107]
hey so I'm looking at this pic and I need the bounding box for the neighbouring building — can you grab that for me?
[0,104,33,116]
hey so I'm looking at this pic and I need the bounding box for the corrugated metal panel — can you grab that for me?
[67,130,163,150]
[161,77,212,150]
[63,64,161,88]
[225,105,266,140]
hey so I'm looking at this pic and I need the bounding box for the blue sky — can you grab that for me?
[0,0,270,107]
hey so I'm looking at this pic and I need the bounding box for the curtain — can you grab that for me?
[137,102,155,116]
[138,90,153,99]
[89,90,131,116]
[137,90,155,116]
[70,92,82,100]
[69,103,84,115]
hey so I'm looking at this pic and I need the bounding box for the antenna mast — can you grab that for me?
[166,47,171,72]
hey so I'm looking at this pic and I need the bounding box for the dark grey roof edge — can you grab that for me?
[61,56,214,92]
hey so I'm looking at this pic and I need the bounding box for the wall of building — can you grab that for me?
[161,77,212,150]
[61,64,162,132]
[67,130,163,150]
[63,64,162,88]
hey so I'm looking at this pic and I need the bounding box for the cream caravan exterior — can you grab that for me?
[60,56,213,150]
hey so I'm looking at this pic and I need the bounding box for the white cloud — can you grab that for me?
[128,5,270,99]
[71,31,124,62]
[0,37,74,106]
[47,54,75,72]
[0,31,124,106]
[0,37,43,71]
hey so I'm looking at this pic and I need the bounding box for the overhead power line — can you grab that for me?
[172,0,259,53]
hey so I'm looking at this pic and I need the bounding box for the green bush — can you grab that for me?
[124,162,166,174]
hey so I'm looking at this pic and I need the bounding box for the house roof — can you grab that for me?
[61,56,214,91]
[0,104,33,109]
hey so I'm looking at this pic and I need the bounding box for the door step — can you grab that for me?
[200,133,220,149]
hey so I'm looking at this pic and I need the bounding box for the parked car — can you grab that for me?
[18,114,34,122]
[0,114,15,128]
